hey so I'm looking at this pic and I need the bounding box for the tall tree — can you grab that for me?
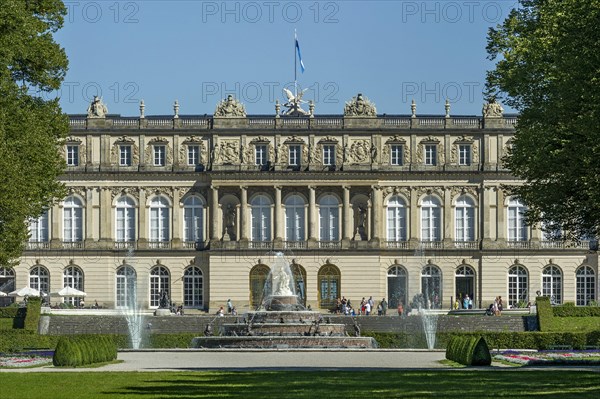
[486,0,600,240]
[0,0,68,267]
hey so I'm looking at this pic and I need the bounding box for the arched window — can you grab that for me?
[63,196,83,242]
[183,196,204,243]
[319,195,339,242]
[508,265,528,308]
[455,195,475,242]
[29,209,50,243]
[183,266,203,308]
[284,195,305,242]
[455,265,476,308]
[115,196,136,243]
[318,264,340,310]
[290,263,307,306]
[387,196,407,242]
[63,265,84,306]
[576,266,596,306]
[421,265,442,309]
[542,265,562,305]
[116,265,137,309]
[387,265,407,308]
[249,264,270,308]
[149,266,170,308]
[508,199,528,242]
[421,195,441,242]
[29,265,50,297]
[0,267,15,306]
[149,196,170,243]
[250,195,272,242]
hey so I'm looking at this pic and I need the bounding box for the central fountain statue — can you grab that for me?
[262,253,300,311]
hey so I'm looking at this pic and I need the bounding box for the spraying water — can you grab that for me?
[122,247,145,349]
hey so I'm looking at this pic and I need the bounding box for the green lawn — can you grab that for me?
[2,370,599,398]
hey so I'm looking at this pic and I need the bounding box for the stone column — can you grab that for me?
[138,188,147,248]
[370,185,381,247]
[98,187,112,248]
[210,186,219,241]
[171,188,181,248]
[409,187,419,247]
[50,203,61,249]
[274,186,283,246]
[342,186,352,243]
[481,186,492,247]
[240,186,248,242]
[443,187,452,246]
[308,186,317,247]
[496,187,506,244]
[85,188,94,243]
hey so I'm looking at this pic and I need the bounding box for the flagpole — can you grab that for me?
[294,29,297,97]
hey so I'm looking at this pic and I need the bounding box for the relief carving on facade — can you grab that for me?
[110,136,139,165]
[66,186,87,199]
[61,137,87,165]
[313,137,343,165]
[110,187,140,201]
[214,140,240,164]
[415,186,444,199]
[416,137,444,164]
[348,139,371,164]
[178,136,207,166]
[383,186,411,200]
[144,137,173,166]
[382,136,410,165]
[343,93,377,117]
[450,186,479,199]
[178,186,206,202]
[449,135,479,164]
[214,94,246,117]
[244,137,275,164]
[144,187,174,202]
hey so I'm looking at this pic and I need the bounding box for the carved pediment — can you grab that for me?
[385,135,407,144]
[284,135,306,144]
[317,136,339,144]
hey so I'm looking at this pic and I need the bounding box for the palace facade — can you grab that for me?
[1,95,597,311]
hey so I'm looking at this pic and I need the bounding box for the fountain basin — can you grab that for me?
[221,323,346,336]
[190,336,378,349]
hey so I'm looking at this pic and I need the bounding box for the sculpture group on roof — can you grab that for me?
[87,96,108,118]
[214,94,246,117]
[344,93,377,117]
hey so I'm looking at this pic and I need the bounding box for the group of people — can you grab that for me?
[334,296,389,316]
[453,294,474,310]
[492,296,503,316]
[216,299,238,316]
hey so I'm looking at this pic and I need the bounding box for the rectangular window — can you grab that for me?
[119,145,132,166]
[459,144,471,166]
[153,145,166,166]
[289,145,301,166]
[187,145,200,165]
[390,145,403,166]
[255,145,267,166]
[424,145,437,166]
[66,145,79,166]
[323,145,335,166]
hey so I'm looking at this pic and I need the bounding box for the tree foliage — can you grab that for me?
[0,0,68,267]
[486,0,600,239]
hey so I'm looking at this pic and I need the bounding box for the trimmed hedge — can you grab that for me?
[0,308,19,318]
[536,296,553,331]
[553,306,600,317]
[0,330,59,353]
[53,335,118,367]
[446,336,491,366]
[149,333,200,348]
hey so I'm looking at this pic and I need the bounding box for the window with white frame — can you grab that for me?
[390,145,403,166]
[455,195,475,242]
[183,196,204,243]
[116,265,136,309]
[153,145,166,166]
[66,145,79,166]
[386,196,407,241]
[119,145,132,166]
[285,195,305,242]
[458,144,471,166]
[29,210,49,242]
[115,196,136,242]
[542,265,562,305]
[421,195,441,241]
[576,266,596,306]
[187,145,200,165]
[424,144,437,166]
[508,265,528,308]
[421,265,442,309]
[63,265,84,306]
[318,195,339,241]
[250,195,272,242]
[149,196,170,242]
[508,198,528,241]
[63,196,83,242]
[255,144,267,166]
[183,266,203,307]
[288,145,301,166]
[149,266,170,308]
[29,266,50,297]
[323,145,335,166]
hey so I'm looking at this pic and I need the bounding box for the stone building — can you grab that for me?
[1,95,597,311]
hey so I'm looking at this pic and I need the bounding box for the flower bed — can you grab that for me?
[0,351,53,368]
[494,350,600,366]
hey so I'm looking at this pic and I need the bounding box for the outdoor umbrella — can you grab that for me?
[53,286,87,297]
[8,286,41,297]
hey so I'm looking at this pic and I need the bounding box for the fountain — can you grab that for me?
[412,244,439,350]
[191,252,377,349]
[122,247,146,349]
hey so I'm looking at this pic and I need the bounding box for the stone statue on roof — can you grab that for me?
[282,88,309,116]
[87,96,108,118]
[214,95,246,117]
[344,93,377,117]
[482,98,504,118]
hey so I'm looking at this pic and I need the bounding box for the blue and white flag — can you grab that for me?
[295,32,305,73]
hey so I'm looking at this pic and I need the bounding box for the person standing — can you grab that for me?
[397,302,404,317]
[227,299,233,314]
[381,298,388,315]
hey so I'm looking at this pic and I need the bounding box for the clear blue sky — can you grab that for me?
[52,0,518,116]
